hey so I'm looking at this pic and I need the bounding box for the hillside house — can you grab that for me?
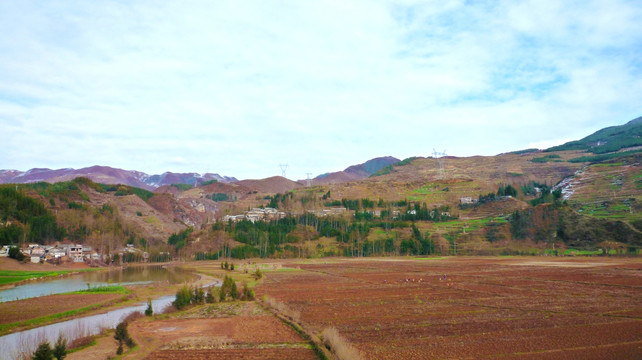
[68,244,84,263]
[30,246,45,263]
[460,197,477,205]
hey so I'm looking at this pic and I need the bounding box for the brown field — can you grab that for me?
[256,257,642,360]
[127,302,318,360]
[0,293,124,326]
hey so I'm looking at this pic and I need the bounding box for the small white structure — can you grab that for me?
[0,245,10,257]
[460,197,477,205]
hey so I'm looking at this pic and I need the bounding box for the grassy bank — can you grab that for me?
[0,268,98,287]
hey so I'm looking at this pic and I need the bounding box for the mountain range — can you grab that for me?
[0,166,237,190]
[0,156,400,190]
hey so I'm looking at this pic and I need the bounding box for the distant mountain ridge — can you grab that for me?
[307,156,401,185]
[0,166,237,190]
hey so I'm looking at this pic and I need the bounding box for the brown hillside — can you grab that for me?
[311,151,585,211]
[236,176,304,194]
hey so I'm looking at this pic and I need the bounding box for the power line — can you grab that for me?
[432,148,447,179]
[279,164,289,178]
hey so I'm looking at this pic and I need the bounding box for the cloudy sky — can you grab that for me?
[1,1,641,180]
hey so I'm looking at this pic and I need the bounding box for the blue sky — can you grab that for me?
[1,0,641,180]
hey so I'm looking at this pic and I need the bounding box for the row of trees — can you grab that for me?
[174,275,254,309]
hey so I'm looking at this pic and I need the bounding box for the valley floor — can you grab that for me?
[13,256,642,359]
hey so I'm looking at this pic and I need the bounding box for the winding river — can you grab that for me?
[0,265,196,302]
[0,265,211,360]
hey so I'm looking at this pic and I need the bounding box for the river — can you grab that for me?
[0,265,196,302]
[0,265,211,359]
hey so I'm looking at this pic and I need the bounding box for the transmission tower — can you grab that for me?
[432,148,447,179]
[279,164,289,178]
[306,173,313,187]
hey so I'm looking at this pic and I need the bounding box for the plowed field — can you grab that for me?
[132,303,318,360]
[256,257,642,359]
[0,293,123,326]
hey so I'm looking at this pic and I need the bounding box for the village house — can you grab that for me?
[307,207,348,217]
[67,244,84,263]
[460,197,477,205]
[222,207,287,223]
[29,245,45,263]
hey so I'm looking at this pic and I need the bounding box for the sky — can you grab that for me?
[1,0,641,180]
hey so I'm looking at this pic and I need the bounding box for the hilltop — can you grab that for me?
[307,156,400,185]
[547,116,642,154]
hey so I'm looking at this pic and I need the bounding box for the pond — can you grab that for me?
[0,265,197,302]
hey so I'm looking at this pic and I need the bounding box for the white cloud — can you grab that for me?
[0,0,641,180]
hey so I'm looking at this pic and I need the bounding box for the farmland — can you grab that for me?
[4,257,641,359]
[128,302,319,360]
[256,257,642,359]
[0,292,126,335]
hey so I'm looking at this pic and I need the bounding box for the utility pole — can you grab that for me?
[279,164,289,178]
[433,149,447,179]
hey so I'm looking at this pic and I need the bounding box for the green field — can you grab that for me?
[0,269,96,286]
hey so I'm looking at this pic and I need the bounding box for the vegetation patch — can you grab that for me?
[0,270,73,286]
[568,150,642,163]
[531,154,562,163]
[171,183,193,191]
[371,157,418,177]
[71,285,129,294]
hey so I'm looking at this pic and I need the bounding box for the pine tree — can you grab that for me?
[53,334,67,360]
[32,341,53,360]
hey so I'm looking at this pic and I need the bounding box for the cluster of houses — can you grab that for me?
[222,207,287,223]
[306,207,349,217]
[222,207,354,224]
[0,243,148,264]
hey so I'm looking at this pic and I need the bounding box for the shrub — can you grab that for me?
[193,286,205,304]
[206,287,218,303]
[114,321,135,352]
[53,334,67,360]
[220,275,239,301]
[230,263,235,271]
[254,268,263,280]
[242,282,255,300]
[174,285,193,309]
[32,341,53,360]
[144,298,153,316]
[9,246,25,261]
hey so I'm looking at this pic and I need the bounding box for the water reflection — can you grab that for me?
[0,266,197,302]
[0,296,175,360]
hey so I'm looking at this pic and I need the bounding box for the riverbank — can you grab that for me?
[0,257,97,290]
[0,263,212,337]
